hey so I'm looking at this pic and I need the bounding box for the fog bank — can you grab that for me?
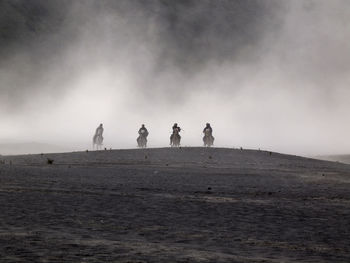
[1,0,349,155]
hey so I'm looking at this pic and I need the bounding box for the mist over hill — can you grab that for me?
[1,0,350,155]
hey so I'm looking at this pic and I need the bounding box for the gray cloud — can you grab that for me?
[0,0,279,108]
[0,0,349,155]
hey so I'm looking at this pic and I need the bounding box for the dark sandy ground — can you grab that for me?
[0,147,350,262]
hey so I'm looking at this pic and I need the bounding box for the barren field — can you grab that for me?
[1,147,350,262]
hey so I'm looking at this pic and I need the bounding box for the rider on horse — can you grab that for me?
[170,123,181,145]
[203,123,212,134]
[137,124,149,147]
[203,123,214,146]
[93,123,104,149]
[95,124,104,139]
[138,124,149,137]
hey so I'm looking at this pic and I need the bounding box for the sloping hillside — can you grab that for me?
[1,147,350,262]
[317,154,350,164]
[3,147,350,177]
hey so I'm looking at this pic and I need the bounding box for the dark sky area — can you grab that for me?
[0,0,349,155]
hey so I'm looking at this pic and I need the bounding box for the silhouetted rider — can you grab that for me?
[203,123,214,146]
[138,124,149,137]
[93,124,104,149]
[203,123,212,134]
[170,123,181,145]
[95,123,104,139]
[172,123,181,133]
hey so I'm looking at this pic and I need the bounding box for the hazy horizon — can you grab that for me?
[1,0,350,156]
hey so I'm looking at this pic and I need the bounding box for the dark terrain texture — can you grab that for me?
[1,147,350,262]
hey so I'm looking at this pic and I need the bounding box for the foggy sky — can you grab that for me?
[1,0,350,155]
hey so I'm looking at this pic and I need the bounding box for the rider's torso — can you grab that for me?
[96,128,103,136]
[139,129,148,136]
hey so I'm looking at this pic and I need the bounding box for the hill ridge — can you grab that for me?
[2,147,349,174]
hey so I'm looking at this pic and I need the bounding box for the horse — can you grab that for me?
[170,128,181,147]
[93,134,103,150]
[137,132,147,148]
[203,128,214,147]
